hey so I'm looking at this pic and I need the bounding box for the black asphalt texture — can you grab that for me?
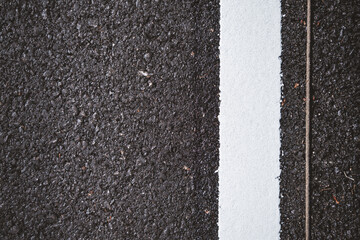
[0,1,219,239]
[280,0,359,239]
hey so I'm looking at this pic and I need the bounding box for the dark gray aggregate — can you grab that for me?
[280,0,359,239]
[0,1,219,239]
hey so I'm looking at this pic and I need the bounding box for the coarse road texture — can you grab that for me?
[0,1,219,239]
[280,0,359,239]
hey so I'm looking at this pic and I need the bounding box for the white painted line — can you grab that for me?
[219,1,281,239]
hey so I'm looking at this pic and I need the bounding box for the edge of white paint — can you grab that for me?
[219,1,281,239]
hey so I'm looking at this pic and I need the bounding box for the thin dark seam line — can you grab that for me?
[305,0,311,239]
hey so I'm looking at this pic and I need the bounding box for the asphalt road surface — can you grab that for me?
[280,0,359,238]
[0,1,219,239]
[1,0,359,239]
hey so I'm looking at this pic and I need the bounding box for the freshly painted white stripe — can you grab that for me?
[219,1,281,239]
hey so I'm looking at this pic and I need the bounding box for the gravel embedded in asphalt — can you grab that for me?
[0,1,220,239]
[280,0,359,238]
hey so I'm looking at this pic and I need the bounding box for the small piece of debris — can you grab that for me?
[144,53,151,61]
[281,99,286,106]
[183,165,190,171]
[344,171,355,181]
[138,70,152,78]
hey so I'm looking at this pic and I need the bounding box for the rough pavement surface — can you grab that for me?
[280,0,359,239]
[0,1,220,239]
[280,0,307,238]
